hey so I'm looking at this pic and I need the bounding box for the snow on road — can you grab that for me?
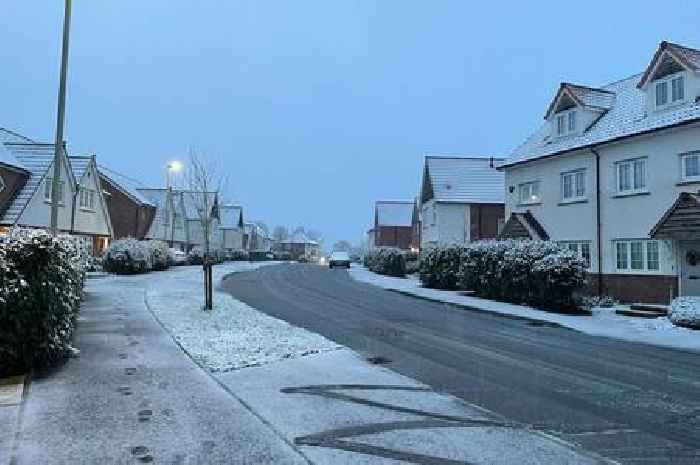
[145,262,340,372]
[349,266,700,353]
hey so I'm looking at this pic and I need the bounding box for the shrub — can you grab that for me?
[147,240,170,271]
[230,250,249,261]
[0,229,86,375]
[419,240,587,312]
[670,297,700,329]
[364,248,406,277]
[103,238,152,274]
[188,246,205,265]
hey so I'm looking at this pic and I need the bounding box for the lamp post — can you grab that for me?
[166,161,182,247]
[50,0,72,236]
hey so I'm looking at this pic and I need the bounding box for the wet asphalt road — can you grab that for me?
[222,264,700,465]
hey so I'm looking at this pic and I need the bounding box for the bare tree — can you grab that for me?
[185,149,227,310]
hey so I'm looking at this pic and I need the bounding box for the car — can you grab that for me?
[168,248,188,266]
[328,251,351,268]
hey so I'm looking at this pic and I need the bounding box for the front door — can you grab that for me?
[680,241,700,296]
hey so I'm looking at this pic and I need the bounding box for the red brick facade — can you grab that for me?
[100,178,155,240]
[586,273,678,304]
[469,203,505,241]
[375,226,413,250]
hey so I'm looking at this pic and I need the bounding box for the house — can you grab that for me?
[181,190,221,253]
[278,230,320,260]
[219,204,244,251]
[500,40,700,303]
[372,200,415,250]
[0,129,112,255]
[98,165,156,241]
[137,188,186,249]
[419,156,505,249]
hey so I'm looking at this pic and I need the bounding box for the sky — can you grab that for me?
[1,1,699,247]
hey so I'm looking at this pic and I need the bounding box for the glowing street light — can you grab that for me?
[166,160,183,188]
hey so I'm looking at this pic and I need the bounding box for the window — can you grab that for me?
[518,181,541,204]
[681,152,700,181]
[79,188,96,210]
[561,170,586,202]
[616,158,646,194]
[654,73,685,109]
[559,241,591,268]
[44,178,65,203]
[555,110,576,136]
[614,240,660,272]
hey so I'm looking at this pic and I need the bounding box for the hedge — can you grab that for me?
[420,240,587,312]
[363,248,406,277]
[0,230,87,375]
[147,241,170,271]
[103,238,152,274]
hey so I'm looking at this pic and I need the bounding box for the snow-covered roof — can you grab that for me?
[98,165,155,206]
[180,191,217,220]
[0,143,65,224]
[137,188,169,231]
[0,141,26,171]
[0,127,36,144]
[504,42,700,168]
[69,156,92,181]
[375,200,413,227]
[220,205,243,229]
[424,156,505,204]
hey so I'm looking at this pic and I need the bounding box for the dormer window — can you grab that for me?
[654,73,685,109]
[555,109,577,136]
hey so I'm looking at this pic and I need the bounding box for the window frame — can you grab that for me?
[654,71,686,110]
[615,158,647,196]
[558,240,592,269]
[560,169,586,203]
[680,151,700,182]
[518,181,541,205]
[613,239,661,273]
[554,108,577,137]
[44,177,65,204]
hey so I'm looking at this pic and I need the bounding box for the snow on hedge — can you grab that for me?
[670,297,700,329]
[103,238,152,274]
[146,263,339,372]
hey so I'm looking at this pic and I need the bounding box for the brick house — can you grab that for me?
[99,166,156,241]
[0,128,112,255]
[372,200,414,250]
[500,41,700,303]
[419,156,505,249]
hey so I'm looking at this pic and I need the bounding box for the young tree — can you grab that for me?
[185,149,226,310]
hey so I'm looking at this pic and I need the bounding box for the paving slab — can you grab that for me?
[218,349,613,465]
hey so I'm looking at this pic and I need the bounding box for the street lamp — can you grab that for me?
[166,160,183,188]
[165,160,183,248]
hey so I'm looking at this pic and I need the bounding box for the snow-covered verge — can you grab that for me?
[349,266,700,353]
[670,297,700,329]
[145,262,339,372]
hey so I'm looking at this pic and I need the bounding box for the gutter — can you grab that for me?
[590,147,603,297]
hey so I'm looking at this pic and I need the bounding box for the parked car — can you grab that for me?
[168,248,188,266]
[329,251,351,269]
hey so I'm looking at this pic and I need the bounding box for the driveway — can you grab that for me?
[222,263,700,465]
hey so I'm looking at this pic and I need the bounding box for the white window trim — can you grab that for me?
[43,178,66,205]
[680,151,700,183]
[518,181,541,205]
[554,108,578,137]
[558,240,592,269]
[560,169,587,203]
[653,71,686,110]
[613,239,661,274]
[78,187,96,212]
[615,157,648,196]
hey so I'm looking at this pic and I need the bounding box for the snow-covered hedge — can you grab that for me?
[670,297,700,329]
[147,240,170,271]
[0,229,86,375]
[419,240,587,311]
[364,248,406,277]
[103,238,152,274]
[187,246,205,265]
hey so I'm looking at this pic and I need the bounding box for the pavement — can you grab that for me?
[3,272,308,465]
[222,263,700,465]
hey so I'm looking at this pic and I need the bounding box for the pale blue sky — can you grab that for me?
[1,1,699,245]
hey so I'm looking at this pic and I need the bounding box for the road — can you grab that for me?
[222,264,700,465]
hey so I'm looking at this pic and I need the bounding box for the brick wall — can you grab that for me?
[375,226,412,249]
[101,179,155,240]
[586,273,678,304]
